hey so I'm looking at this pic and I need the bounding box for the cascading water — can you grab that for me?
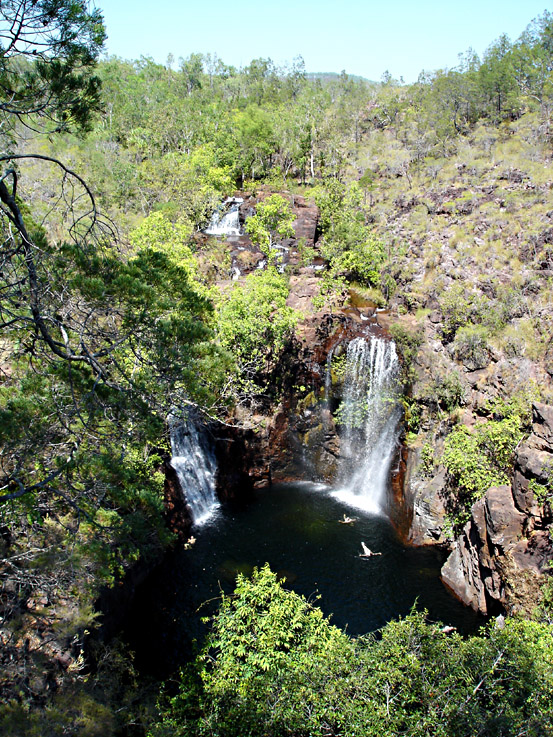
[170,420,219,525]
[205,197,243,236]
[332,336,401,515]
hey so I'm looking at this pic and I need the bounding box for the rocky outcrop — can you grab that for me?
[404,444,449,545]
[441,403,553,615]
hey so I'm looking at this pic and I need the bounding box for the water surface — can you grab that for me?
[124,482,482,676]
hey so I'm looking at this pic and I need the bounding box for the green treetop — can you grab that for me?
[245,193,295,259]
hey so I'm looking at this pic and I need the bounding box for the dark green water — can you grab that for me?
[124,482,482,676]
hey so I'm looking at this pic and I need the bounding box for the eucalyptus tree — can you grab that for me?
[0,6,226,706]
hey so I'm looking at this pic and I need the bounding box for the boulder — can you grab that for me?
[484,485,525,549]
[441,498,489,611]
[441,478,552,615]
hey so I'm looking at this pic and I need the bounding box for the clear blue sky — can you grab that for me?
[97,1,552,83]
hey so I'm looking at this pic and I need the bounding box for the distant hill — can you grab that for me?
[307,71,376,85]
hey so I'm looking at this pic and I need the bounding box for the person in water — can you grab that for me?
[339,513,356,524]
[359,541,382,557]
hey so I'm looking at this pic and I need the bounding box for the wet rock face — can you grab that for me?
[214,425,271,501]
[163,457,193,543]
[441,402,553,615]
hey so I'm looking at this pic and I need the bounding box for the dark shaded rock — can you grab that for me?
[532,401,553,445]
[163,457,192,543]
[214,426,271,501]
[290,194,319,249]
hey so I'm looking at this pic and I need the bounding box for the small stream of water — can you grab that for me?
[170,420,219,525]
[333,336,401,515]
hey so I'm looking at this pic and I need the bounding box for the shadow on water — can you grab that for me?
[122,482,483,677]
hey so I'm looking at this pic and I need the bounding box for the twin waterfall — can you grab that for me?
[170,421,219,526]
[169,336,400,525]
[333,336,401,515]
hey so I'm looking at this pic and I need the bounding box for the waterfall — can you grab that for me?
[205,197,243,236]
[332,336,401,515]
[170,420,219,525]
[324,346,334,408]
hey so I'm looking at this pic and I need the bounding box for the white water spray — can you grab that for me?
[205,198,243,236]
[332,336,401,515]
[170,420,219,525]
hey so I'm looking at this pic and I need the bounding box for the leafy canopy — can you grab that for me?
[244,193,295,257]
[151,566,553,737]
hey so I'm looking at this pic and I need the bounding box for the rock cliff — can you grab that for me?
[441,403,553,613]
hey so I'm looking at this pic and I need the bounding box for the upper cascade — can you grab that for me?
[332,336,401,515]
[204,197,243,237]
[170,418,219,526]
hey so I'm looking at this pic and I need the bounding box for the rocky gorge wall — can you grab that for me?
[440,403,553,615]
[173,188,553,619]
[395,309,553,615]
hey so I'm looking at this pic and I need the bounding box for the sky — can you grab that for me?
[97,1,552,83]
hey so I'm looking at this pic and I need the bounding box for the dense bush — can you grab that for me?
[442,413,523,526]
[150,566,553,737]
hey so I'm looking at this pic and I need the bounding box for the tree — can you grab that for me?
[312,180,386,286]
[244,193,295,258]
[479,34,519,120]
[0,4,230,711]
[0,0,106,138]
[234,105,276,181]
[216,266,299,403]
[151,568,553,737]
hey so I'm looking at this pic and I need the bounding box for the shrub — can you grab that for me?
[439,284,488,341]
[150,568,553,737]
[428,371,466,412]
[453,324,490,369]
[442,414,523,526]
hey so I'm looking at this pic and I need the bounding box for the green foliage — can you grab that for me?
[244,193,295,258]
[143,144,234,227]
[234,106,276,180]
[389,322,423,383]
[6,6,553,729]
[419,441,436,476]
[439,283,488,341]
[429,371,466,413]
[312,180,386,286]
[130,212,196,272]
[151,568,553,737]
[0,1,106,138]
[485,383,541,428]
[402,396,422,433]
[529,476,553,504]
[311,272,347,311]
[442,414,523,526]
[216,267,299,398]
[453,323,490,369]
[439,387,548,527]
